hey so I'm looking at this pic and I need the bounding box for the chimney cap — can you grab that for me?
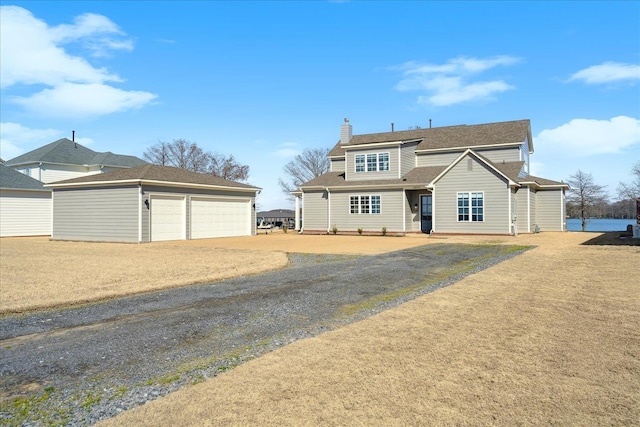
[344,118,349,124]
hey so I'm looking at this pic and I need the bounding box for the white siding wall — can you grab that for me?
[301,190,328,232]
[433,156,511,234]
[0,190,52,237]
[52,186,140,242]
[344,147,398,181]
[536,189,565,231]
[329,189,405,232]
[41,164,92,183]
[530,188,537,229]
[330,158,345,173]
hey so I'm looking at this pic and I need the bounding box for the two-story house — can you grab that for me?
[294,119,568,235]
[1,138,147,237]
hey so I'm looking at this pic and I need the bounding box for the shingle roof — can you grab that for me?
[4,139,147,168]
[328,119,531,157]
[0,164,50,191]
[47,164,260,190]
[300,166,447,189]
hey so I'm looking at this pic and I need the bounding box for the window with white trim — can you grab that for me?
[349,195,381,214]
[355,155,365,172]
[366,154,377,172]
[354,152,391,173]
[457,192,483,222]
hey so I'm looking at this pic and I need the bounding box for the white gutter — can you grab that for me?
[326,187,331,233]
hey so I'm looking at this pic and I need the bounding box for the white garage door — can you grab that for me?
[151,195,185,241]
[191,197,250,239]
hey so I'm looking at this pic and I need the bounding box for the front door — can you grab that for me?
[420,194,433,233]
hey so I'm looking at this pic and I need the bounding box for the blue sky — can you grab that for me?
[1,1,639,210]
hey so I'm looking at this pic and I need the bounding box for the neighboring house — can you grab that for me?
[0,164,52,237]
[3,138,147,184]
[294,119,568,235]
[46,164,260,242]
[257,209,295,228]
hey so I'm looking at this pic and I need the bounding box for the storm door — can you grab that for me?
[420,194,433,233]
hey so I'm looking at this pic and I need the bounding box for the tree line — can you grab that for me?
[566,162,640,231]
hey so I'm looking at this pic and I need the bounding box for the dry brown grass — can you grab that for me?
[98,232,640,426]
[0,237,288,314]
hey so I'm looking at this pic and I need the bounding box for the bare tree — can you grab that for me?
[566,170,608,231]
[278,148,330,199]
[142,141,170,166]
[143,139,250,181]
[209,152,249,182]
[617,161,640,200]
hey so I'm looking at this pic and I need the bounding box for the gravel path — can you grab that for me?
[0,243,528,426]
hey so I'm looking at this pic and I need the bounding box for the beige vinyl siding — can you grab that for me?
[400,142,419,176]
[330,158,345,173]
[530,188,537,229]
[416,151,461,167]
[475,147,520,163]
[514,187,531,233]
[536,189,564,231]
[433,156,510,234]
[0,190,52,237]
[519,139,530,174]
[345,148,398,181]
[302,190,328,231]
[52,185,139,242]
[329,189,405,232]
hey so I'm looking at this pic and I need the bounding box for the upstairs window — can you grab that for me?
[366,154,377,172]
[355,155,365,172]
[378,153,389,171]
[355,152,391,173]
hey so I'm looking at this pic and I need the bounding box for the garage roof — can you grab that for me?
[46,164,261,192]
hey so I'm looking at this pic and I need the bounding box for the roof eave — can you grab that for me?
[46,178,260,192]
[415,141,522,154]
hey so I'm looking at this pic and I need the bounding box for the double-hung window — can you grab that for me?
[366,154,377,172]
[378,153,389,171]
[355,155,365,173]
[457,192,483,222]
[349,195,381,214]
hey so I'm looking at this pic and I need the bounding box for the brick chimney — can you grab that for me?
[340,118,352,144]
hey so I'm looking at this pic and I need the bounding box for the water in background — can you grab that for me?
[567,218,636,232]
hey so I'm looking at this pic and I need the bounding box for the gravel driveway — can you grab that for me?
[0,243,527,426]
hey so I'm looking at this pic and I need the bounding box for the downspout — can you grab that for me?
[38,162,42,181]
[527,186,531,233]
[431,188,436,233]
[402,189,406,233]
[326,187,331,233]
[299,193,305,233]
[138,184,143,242]
[508,185,513,235]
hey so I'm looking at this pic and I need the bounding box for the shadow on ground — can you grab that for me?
[580,230,640,246]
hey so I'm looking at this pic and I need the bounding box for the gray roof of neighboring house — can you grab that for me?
[0,164,50,191]
[329,119,532,157]
[257,209,295,217]
[3,138,147,168]
[46,164,260,190]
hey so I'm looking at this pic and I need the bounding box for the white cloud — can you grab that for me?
[0,122,61,160]
[12,82,157,118]
[0,6,156,118]
[535,116,640,156]
[568,62,640,84]
[393,55,520,106]
[273,148,301,158]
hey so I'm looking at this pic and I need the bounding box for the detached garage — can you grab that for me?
[0,164,52,237]
[47,164,260,242]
